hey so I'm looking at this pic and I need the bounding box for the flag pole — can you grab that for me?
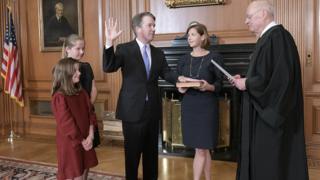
[8,118,20,143]
[8,99,20,143]
[6,0,20,143]
[6,0,12,13]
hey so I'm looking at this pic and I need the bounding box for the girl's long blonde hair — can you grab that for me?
[51,58,81,96]
[61,34,84,58]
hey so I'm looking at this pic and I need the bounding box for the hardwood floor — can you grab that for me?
[0,136,319,180]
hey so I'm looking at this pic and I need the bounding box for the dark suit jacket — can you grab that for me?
[103,40,177,122]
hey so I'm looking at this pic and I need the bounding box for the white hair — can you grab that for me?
[252,0,275,19]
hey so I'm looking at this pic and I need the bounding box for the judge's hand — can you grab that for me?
[231,75,247,91]
[229,74,241,85]
[105,18,123,47]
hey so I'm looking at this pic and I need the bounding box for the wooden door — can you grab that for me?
[265,0,320,169]
[304,0,320,169]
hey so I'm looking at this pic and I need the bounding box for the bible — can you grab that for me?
[176,81,202,88]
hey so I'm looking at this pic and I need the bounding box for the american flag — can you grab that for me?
[1,8,24,106]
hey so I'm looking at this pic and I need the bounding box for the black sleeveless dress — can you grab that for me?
[79,61,94,96]
[177,51,223,149]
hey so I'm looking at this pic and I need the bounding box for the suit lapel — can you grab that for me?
[150,45,157,80]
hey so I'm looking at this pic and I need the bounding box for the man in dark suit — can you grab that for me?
[102,12,179,180]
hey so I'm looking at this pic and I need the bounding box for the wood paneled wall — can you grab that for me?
[272,0,306,76]
[150,0,256,46]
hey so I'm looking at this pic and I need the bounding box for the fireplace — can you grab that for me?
[158,43,255,161]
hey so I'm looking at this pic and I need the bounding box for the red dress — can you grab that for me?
[52,90,98,180]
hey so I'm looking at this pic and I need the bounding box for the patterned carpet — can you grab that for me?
[0,157,124,180]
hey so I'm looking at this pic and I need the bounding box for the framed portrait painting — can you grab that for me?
[165,0,225,8]
[39,0,83,51]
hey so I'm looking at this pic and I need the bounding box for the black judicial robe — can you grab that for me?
[236,25,309,180]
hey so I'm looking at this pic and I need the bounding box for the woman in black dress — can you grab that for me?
[177,22,223,180]
[62,34,97,104]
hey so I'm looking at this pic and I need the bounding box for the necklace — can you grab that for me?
[189,56,204,78]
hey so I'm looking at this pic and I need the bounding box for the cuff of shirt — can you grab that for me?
[105,45,112,49]
[105,41,113,49]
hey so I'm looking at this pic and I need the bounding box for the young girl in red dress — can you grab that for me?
[51,58,98,180]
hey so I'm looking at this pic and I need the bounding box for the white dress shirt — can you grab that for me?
[260,21,277,37]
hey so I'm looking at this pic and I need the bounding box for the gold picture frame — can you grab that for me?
[38,0,83,52]
[165,0,225,8]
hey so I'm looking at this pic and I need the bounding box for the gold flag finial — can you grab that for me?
[6,0,12,12]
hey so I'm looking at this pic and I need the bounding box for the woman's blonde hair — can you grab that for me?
[61,34,84,58]
[51,57,81,96]
[186,21,211,49]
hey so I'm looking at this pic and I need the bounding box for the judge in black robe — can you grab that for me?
[232,1,309,180]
